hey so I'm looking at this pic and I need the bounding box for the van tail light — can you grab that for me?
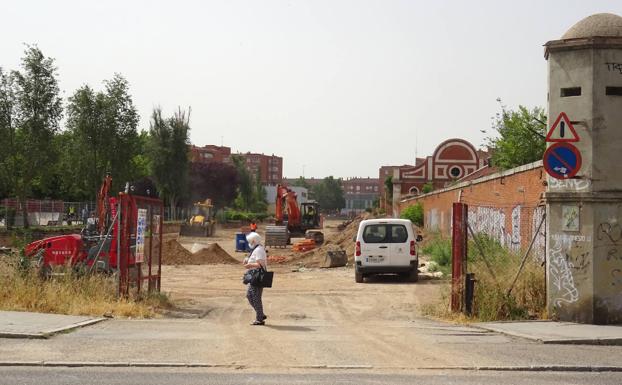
[356,241,361,257]
[410,240,416,256]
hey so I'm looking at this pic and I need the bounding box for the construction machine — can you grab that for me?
[24,174,160,276]
[179,199,216,237]
[265,184,323,247]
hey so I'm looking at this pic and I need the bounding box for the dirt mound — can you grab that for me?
[162,239,239,265]
[288,214,368,267]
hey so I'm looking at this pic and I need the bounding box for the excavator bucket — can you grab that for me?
[179,224,210,237]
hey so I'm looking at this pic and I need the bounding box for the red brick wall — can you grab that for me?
[399,162,546,254]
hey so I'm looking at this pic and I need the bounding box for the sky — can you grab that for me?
[1,1,620,179]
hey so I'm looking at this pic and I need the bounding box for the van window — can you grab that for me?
[363,224,408,243]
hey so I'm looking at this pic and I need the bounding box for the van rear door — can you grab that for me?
[389,223,412,266]
[360,223,390,267]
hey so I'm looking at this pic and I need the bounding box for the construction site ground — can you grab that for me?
[2,219,622,371]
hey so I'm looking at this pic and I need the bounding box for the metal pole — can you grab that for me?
[88,210,119,274]
[451,203,468,312]
[116,201,121,298]
[507,213,546,296]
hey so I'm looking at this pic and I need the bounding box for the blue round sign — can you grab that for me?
[543,143,582,179]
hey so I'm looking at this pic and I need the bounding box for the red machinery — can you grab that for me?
[265,184,323,247]
[24,175,163,295]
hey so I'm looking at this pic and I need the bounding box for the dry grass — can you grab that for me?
[0,252,172,318]
[420,233,546,322]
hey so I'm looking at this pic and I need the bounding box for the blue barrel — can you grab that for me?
[235,232,249,252]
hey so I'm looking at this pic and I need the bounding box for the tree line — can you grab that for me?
[0,46,349,226]
[0,46,272,225]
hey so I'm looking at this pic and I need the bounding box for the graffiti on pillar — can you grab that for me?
[611,269,622,287]
[597,222,622,244]
[606,62,622,74]
[548,178,591,191]
[549,239,580,307]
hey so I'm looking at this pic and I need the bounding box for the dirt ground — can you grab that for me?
[161,219,446,326]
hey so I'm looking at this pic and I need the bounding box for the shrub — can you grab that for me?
[400,203,423,226]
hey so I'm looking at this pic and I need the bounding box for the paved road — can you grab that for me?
[1,367,621,385]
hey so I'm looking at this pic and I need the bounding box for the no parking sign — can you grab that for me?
[543,142,582,179]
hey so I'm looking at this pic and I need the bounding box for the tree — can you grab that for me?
[422,182,434,194]
[485,100,547,170]
[188,162,238,210]
[314,176,345,212]
[0,68,17,200]
[147,107,190,216]
[231,155,254,210]
[384,176,393,199]
[401,202,424,226]
[12,46,63,227]
[63,74,143,200]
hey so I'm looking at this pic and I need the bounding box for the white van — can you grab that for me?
[354,218,419,283]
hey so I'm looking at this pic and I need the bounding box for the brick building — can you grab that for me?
[395,138,487,196]
[242,152,283,185]
[190,145,283,185]
[342,177,380,214]
[190,145,232,164]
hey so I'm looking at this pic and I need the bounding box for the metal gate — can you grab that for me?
[117,193,163,297]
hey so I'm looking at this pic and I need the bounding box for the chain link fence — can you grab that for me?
[0,199,96,227]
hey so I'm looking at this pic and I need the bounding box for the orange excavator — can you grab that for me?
[265,184,323,247]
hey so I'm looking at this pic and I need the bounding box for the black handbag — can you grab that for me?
[243,266,273,288]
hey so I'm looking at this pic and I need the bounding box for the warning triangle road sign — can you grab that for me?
[546,112,579,142]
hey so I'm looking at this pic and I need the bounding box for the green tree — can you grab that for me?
[230,155,253,210]
[401,202,424,226]
[422,182,434,194]
[103,74,141,190]
[384,176,393,199]
[314,176,345,212]
[63,74,142,200]
[12,46,63,226]
[147,107,190,216]
[0,68,17,200]
[485,100,547,169]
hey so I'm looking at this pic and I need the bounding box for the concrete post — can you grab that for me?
[544,13,622,324]
[392,169,401,218]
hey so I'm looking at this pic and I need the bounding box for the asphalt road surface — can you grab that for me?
[1,367,621,385]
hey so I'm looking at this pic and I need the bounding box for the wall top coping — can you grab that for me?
[400,160,543,204]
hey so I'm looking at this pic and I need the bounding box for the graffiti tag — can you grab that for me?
[606,62,622,74]
[549,240,580,307]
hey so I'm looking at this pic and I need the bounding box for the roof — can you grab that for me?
[562,13,622,39]
[457,164,500,183]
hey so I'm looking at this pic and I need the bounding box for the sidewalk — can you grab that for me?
[0,310,105,339]
[475,320,622,345]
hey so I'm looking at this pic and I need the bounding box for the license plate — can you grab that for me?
[366,256,384,263]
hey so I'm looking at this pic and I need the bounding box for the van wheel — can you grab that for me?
[409,268,419,283]
[355,269,364,283]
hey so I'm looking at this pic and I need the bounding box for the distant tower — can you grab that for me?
[544,13,622,324]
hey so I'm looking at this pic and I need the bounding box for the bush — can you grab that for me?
[400,203,423,226]
[421,234,451,275]
[223,209,268,222]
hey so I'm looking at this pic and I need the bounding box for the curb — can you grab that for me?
[0,362,621,372]
[0,318,107,340]
[472,324,622,346]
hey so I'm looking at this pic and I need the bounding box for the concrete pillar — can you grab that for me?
[392,169,401,218]
[544,13,622,324]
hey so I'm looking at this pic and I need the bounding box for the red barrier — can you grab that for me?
[451,203,468,312]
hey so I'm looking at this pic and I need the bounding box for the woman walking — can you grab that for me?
[243,232,268,325]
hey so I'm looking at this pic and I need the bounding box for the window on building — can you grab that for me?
[356,186,360,191]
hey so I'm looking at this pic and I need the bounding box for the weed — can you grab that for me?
[0,252,172,318]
